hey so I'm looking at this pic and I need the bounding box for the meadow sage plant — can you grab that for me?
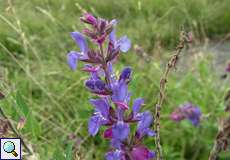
[67,13,155,160]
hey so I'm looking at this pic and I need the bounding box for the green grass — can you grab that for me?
[0,0,230,159]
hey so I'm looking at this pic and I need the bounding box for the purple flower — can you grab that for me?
[136,111,155,138]
[119,67,132,84]
[109,28,131,53]
[171,102,202,126]
[88,98,111,136]
[85,79,111,95]
[131,146,155,160]
[226,63,230,73]
[112,121,130,141]
[67,32,88,70]
[111,81,130,110]
[132,98,144,116]
[88,114,102,136]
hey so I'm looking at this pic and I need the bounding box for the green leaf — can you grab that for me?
[16,91,41,138]
[65,142,74,160]
[16,91,29,117]
[26,113,41,139]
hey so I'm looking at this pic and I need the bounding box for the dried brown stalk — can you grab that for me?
[209,90,230,160]
[155,31,191,160]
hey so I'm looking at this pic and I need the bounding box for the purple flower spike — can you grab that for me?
[67,13,155,159]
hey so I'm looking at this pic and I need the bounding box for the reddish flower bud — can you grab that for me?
[80,13,97,26]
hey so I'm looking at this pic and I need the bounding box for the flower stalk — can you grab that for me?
[154,31,191,160]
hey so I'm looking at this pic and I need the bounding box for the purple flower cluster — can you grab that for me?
[170,102,202,126]
[67,13,155,160]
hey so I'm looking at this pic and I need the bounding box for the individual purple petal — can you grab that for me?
[110,19,117,26]
[85,80,95,90]
[85,79,110,95]
[95,80,106,90]
[137,111,153,132]
[67,51,81,70]
[112,81,128,102]
[71,32,88,53]
[186,107,201,126]
[146,128,156,137]
[107,62,116,83]
[117,36,131,53]
[112,121,130,141]
[106,150,122,160]
[90,98,110,118]
[88,115,102,136]
[148,151,156,159]
[111,138,123,149]
[109,30,116,43]
[132,98,144,115]
[119,67,132,83]
[131,146,155,160]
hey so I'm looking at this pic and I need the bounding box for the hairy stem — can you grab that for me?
[154,31,187,160]
[99,44,110,85]
[209,142,221,160]
[0,107,32,155]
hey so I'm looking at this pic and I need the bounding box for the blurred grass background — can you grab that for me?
[0,0,230,159]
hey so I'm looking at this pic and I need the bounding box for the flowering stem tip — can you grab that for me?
[67,13,154,160]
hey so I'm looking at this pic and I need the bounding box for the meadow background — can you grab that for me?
[0,0,230,159]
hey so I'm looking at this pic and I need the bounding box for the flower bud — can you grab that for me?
[80,13,97,26]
